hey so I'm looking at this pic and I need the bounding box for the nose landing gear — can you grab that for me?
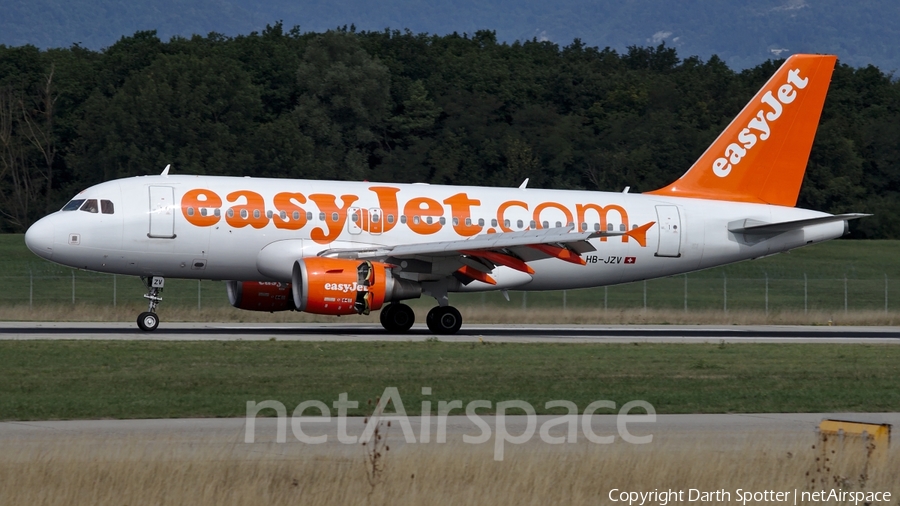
[137,276,164,331]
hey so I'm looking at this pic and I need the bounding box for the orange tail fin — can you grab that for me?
[647,54,837,207]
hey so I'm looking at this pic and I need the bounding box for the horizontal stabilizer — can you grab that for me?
[728,213,870,235]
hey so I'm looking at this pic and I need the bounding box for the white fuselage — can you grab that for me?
[25,175,845,292]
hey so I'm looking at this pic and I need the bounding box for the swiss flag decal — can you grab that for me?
[624,257,636,264]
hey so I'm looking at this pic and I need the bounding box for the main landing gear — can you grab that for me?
[380,303,416,333]
[426,306,462,335]
[137,276,164,331]
[378,303,463,335]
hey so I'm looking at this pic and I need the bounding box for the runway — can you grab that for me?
[2,413,897,460]
[1,321,900,343]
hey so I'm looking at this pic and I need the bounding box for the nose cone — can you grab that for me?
[25,217,54,259]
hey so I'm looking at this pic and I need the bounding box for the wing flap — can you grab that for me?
[319,226,603,260]
[318,222,655,279]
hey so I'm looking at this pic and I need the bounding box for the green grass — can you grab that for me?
[1,341,898,420]
[3,234,900,313]
[0,234,900,311]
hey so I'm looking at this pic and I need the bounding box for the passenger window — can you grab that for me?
[529,220,536,228]
[426,216,432,225]
[387,215,395,224]
[517,219,523,228]
[478,218,484,227]
[594,223,601,232]
[80,199,99,213]
[62,199,85,211]
[555,221,562,228]
[186,207,195,216]
[542,221,549,229]
[465,218,472,226]
[214,209,221,217]
[619,224,626,231]
[319,212,326,221]
[101,200,115,214]
[331,212,338,222]
[400,215,407,224]
[504,219,510,228]
[607,223,614,231]
[306,212,312,221]
[491,219,498,227]
[453,217,459,226]
[372,214,380,223]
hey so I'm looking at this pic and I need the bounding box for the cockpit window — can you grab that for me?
[62,199,85,211]
[79,199,99,213]
[101,200,114,214]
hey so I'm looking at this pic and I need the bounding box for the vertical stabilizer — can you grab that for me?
[647,54,837,207]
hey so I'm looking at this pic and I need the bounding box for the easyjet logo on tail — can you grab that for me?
[712,68,809,178]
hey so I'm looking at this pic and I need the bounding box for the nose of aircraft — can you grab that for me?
[25,217,54,259]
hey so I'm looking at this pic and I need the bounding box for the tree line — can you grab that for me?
[1,24,898,237]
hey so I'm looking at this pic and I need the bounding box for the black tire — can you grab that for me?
[381,303,415,333]
[137,311,159,331]
[426,306,462,335]
[379,304,394,327]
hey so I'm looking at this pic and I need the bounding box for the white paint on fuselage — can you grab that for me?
[26,175,844,294]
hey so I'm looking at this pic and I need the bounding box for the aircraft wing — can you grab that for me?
[318,222,654,284]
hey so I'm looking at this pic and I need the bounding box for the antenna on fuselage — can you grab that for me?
[161,164,171,176]
[518,178,529,189]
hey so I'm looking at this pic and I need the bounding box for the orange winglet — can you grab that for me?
[624,221,655,248]
[460,250,535,275]
[527,244,586,266]
[456,265,497,285]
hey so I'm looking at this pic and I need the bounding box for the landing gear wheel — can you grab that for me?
[380,303,415,333]
[138,276,165,331]
[426,306,462,335]
[137,312,159,332]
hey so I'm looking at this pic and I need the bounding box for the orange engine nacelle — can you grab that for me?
[291,257,421,316]
[226,281,296,312]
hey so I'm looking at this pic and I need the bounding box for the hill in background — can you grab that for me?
[2,0,899,70]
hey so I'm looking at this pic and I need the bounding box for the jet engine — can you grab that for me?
[291,257,421,315]
[226,281,295,312]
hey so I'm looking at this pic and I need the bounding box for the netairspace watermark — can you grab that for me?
[608,488,893,505]
[244,386,656,461]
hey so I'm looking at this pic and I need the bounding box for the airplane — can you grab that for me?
[24,54,867,334]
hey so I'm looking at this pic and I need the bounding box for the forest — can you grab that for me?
[1,24,898,237]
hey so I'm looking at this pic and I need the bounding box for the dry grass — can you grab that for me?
[2,303,900,326]
[0,433,896,505]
